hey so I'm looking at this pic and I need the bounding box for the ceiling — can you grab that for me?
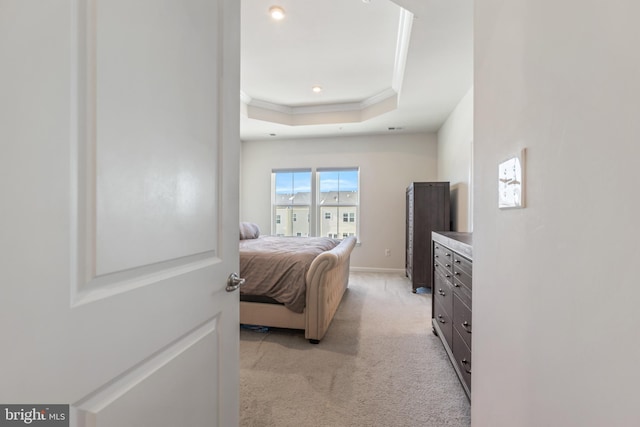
[240,0,473,141]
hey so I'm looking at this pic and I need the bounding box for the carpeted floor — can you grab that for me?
[240,271,471,427]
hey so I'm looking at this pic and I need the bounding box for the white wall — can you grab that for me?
[474,1,640,426]
[437,87,473,231]
[241,133,438,270]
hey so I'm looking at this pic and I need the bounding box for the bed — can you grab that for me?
[238,223,357,343]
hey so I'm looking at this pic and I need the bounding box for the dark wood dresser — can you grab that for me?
[431,231,472,400]
[405,182,450,292]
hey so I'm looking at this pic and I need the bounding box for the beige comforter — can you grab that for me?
[239,236,340,313]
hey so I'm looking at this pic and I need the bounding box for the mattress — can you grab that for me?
[239,236,339,312]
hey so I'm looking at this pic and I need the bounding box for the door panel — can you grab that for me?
[93,0,219,275]
[74,320,219,427]
[0,0,240,425]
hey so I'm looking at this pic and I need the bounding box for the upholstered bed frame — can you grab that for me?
[240,236,357,343]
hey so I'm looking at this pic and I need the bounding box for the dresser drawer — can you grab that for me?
[453,253,472,276]
[453,293,472,350]
[433,299,453,348]
[453,265,472,290]
[453,328,471,392]
[433,272,453,317]
[439,257,454,270]
[433,244,453,265]
[433,260,453,279]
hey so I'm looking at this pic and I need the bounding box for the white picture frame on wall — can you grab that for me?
[498,148,526,209]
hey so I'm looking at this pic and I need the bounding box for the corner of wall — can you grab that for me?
[436,87,474,232]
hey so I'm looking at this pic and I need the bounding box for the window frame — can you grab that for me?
[271,168,313,237]
[316,167,360,240]
[271,167,359,240]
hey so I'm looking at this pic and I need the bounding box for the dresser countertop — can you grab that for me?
[432,232,473,260]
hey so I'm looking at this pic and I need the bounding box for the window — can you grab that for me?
[272,167,359,239]
[272,169,311,236]
[342,212,355,223]
[318,168,359,239]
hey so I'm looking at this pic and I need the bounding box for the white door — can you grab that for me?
[0,0,240,426]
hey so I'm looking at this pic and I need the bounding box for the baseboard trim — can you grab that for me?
[350,267,406,274]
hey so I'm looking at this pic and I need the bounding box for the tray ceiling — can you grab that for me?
[240,0,473,140]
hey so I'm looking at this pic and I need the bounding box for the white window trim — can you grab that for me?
[271,167,359,240]
[271,168,313,236]
[316,167,360,239]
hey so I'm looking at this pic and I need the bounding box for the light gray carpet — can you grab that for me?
[240,272,471,427]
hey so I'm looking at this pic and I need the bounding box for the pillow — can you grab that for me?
[239,222,261,240]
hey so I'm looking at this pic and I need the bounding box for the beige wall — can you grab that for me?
[241,133,438,270]
[474,1,640,426]
[437,88,473,231]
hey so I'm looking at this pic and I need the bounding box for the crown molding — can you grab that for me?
[241,7,414,126]
[240,91,252,105]
[392,8,413,94]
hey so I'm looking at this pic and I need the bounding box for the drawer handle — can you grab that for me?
[438,289,445,296]
[445,263,451,267]
[461,321,472,333]
[437,315,446,324]
[446,274,451,278]
[454,272,461,276]
[435,255,439,258]
[461,358,471,374]
[453,283,460,287]
[445,253,451,257]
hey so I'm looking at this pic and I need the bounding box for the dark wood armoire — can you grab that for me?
[405,182,450,292]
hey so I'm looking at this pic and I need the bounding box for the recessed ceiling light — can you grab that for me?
[312,85,323,93]
[269,6,285,20]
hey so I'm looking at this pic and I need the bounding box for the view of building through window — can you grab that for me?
[273,170,311,236]
[272,168,359,238]
[318,169,358,238]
